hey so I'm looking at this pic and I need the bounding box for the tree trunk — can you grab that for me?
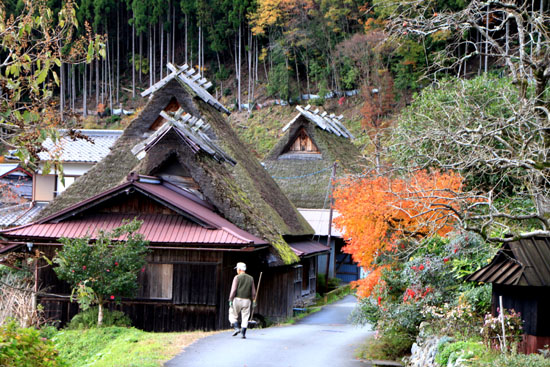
[72,64,76,111]
[153,23,156,84]
[149,25,153,87]
[83,63,87,117]
[248,30,252,111]
[160,20,164,79]
[185,13,188,65]
[238,24,242,110]
[484,4,489,74]
[294,49,300,98]
[116,4,120,104]
[98,302,104,326]
[172,5,175,63]
[60,63,64,118]
[139,32,143,84]
[89,62,92,103]
[201,22,202,75]
[107,38,113,112]
[132,23,136,98]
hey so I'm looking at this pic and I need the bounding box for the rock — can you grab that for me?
[405,336,443,367]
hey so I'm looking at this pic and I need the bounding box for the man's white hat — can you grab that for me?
[235,262,247,271]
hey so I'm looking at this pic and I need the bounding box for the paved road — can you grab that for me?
[164,295,373,367]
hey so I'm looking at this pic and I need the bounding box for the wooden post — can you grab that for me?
[499,296,507,352]
[324,162,337,290]
[33,253,38,313]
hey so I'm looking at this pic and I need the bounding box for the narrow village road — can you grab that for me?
[164,294,373,367]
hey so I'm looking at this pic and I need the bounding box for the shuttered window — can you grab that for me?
[173,263,218,305]
[139,263,174,300]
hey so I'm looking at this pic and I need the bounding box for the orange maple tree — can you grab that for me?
[333,170,463,297]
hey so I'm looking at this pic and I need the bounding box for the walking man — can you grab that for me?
[228,262,256,339]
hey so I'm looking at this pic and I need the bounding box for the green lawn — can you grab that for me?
[52,327,216,367]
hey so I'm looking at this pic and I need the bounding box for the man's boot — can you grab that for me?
[241,327,247,339]
[232,323,240,336]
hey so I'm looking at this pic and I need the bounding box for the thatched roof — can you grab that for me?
[39,70,313,265]
[264,107,364,209]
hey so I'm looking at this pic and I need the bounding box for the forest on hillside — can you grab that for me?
[2,0,518,117]
[2,1,550,364]
[1,0,549,241]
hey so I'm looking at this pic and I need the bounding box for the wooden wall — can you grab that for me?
[34,245,308,331]
[493,284,550,337]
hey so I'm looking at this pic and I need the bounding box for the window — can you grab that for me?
[138,263,174,300]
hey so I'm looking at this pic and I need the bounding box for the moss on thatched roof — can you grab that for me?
[39,78,313,265]
[264,114,364,209]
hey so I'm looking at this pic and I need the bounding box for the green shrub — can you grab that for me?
[310,97,325,106]
[435,340,486,366]
[0,321,67,367]
[461,284,492,315]
[471,352,550,367]
[66,307,132,329]
[356,328,414,361]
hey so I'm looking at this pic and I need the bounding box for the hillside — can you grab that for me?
[227,95,367,160]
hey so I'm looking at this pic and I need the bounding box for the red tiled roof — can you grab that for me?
[1,178,268,247]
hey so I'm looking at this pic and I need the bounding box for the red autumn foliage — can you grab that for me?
[333,170,463,297]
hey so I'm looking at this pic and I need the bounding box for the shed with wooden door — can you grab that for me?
[466,237,550,354]
[0,64,327,331]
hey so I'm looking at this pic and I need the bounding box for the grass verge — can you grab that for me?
[279,284,353,325]
[53,326,217,367]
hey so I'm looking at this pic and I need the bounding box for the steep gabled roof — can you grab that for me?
[131,108,236,165]
[466,237,550,287]
[282,105,354,139]
[37,67,312,265]
[142,63,229,115]
[264,106,363,209]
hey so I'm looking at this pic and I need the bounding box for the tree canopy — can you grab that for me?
[54,220,149,326]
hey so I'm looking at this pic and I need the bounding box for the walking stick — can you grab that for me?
[248,272,262,325]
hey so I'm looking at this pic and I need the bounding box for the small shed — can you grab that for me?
[466,237,550,354]
[1,63,326,331]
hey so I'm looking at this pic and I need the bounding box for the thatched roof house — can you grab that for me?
[39,63,312,266]
[1,64,326,331]
[263,105,363,209]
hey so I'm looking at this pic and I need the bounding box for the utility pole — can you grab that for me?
[324,162,337,290]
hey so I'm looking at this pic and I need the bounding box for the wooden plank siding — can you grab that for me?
[32,244,304,331]
[287,128,319,154]
[493,284,550,337]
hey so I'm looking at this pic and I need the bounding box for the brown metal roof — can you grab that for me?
[466,237,550,286]
[289,240,330,258]
[1,177,268,247]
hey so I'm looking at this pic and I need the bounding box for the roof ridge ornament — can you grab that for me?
[292,105,354,139]
[131,108,236,166]
[140,63,230,115]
